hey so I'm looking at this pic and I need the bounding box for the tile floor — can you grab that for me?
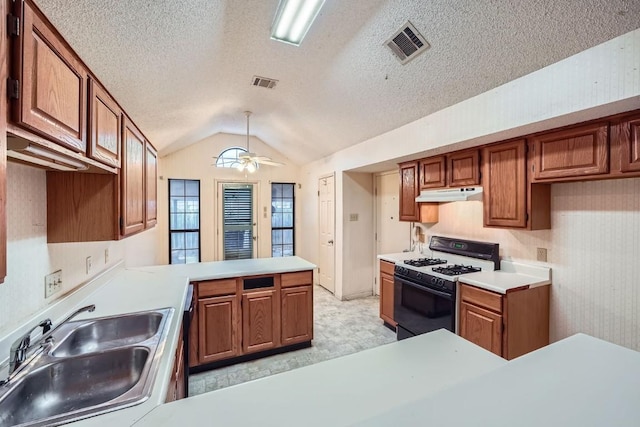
[189,285,396,395]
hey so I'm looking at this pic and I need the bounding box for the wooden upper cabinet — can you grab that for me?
[121,117,146,236]
[419,156,446,189]
[483,140,527,228]
[530,122,609,181]
[399,161,419,222]
[13,0,87,152]
[612,114,640,175]
[447,149,480,187]
[145,143,158,228]
[88,79,121,168]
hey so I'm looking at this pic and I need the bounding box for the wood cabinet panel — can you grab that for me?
[419,156,446,189]
[460,283,502,313]
[614,114,640,175]
[198,295,240,364]
[460,301,502,356]
[483,140,527,228]
[281,286,313,346]
[0,0,8,283]
[399,161,419,222]
[281,270,313,288]
[121,117,145,236]
[14,0,86,152]
[504,285,550,360]
[380,272,396,327]
[145,143,157,228]
[46,172,119,242]
[447,150,480,187]
[531,122,609,181]
[242,290,279,354]
[88,79,121,168]
[198,279,238,298]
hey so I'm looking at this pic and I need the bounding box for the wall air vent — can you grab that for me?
[251,75,278,89]
[385,21,430,65]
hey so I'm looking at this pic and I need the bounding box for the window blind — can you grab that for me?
[223,184,253,260]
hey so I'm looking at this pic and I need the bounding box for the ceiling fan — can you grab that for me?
[214,111,284,173]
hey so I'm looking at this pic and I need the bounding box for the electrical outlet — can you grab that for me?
[104,248,109,264]
[45,270,62,298]
[349,213,359,221]
[86,256,92,275]
[536,247,548,262]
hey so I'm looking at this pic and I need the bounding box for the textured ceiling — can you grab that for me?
[34,0,640,165]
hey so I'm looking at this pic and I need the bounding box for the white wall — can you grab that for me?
[0,163,160,337]
[297,29,640,341]
[157,133,301,263]
[341,172,375,299]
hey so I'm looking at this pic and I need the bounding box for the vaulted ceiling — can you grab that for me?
[35,0,640,165]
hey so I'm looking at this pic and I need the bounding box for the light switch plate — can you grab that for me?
[45,270,62,298]
[536,247,548,262]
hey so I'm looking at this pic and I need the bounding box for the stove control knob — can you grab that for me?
[416,273,422,280]
[437,279,445,287]
[431,277,437,285]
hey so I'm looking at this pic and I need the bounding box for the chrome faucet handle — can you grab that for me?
[9,319,52,374]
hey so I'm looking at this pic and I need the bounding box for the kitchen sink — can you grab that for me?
[51,311,164,357]
[0,307,174,427]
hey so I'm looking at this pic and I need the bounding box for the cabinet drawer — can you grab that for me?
[281,271,313,288]
[198,279,237,297]
[460,284,502,313]
[380,260,395,276]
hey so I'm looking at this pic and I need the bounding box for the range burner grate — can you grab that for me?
[403,258,448,267]
[432,264,481,276]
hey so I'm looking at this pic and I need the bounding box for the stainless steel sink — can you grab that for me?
[0,308,174,427]
[51,311,164,357]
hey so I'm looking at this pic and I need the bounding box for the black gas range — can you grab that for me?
[393,236,499,340]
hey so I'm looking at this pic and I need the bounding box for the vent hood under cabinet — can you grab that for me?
[415,187,483,203]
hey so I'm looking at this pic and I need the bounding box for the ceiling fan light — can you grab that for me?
[271,0,325,46]
[246,162,257,173]
[236,162,245,171]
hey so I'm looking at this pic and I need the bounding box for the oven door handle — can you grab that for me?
[395,276,453,299]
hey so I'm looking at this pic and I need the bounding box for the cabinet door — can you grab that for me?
[483,140,527,228]
[399,161,419,222]
[175,336,185,400]
[459,301,502,357]
[617,115,640,174]
[379,273,396,327]
[15,0,87,152]
[281,286,313,346]
[198,295,240,364]
[145,143,158,228]
[88,79,121,167]
[121,117,145,236]
[447,150,480,187]
[419,156,446,189]
[530,122,609,181]
[242,290,279,354]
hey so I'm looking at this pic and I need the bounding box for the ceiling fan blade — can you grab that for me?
[255,158,285,166]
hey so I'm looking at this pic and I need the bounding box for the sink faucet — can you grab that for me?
[6,304,96,378]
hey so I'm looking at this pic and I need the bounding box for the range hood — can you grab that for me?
[415,187,483,203]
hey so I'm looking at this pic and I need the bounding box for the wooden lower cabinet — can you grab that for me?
[166,327,185,402]
[379,260,396,327]
[198,295,240,364]
[281,286,313,345]
[459,283,550,360]
[242,290,279,354]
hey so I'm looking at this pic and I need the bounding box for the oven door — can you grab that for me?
[393,275,455,340]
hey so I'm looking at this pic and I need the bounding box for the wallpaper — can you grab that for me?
[420,177,640,350]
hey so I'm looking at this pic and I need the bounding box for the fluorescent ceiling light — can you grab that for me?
[271,0,325,46]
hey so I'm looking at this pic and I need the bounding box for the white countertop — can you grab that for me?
[358,334,640,426]
[134,256,316,281]
[377,251,423,264]
[134,330,507,427]
[459,259,551,294]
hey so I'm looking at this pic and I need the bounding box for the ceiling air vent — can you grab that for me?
[251,75,278,89]
[385,21,430,65]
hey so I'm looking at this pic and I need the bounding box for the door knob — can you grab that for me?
[328,240,334,245]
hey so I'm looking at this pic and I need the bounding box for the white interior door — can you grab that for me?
[318,175,335,293]
[374,171,410,294]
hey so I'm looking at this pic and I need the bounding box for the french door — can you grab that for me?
[218,182,258,260]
